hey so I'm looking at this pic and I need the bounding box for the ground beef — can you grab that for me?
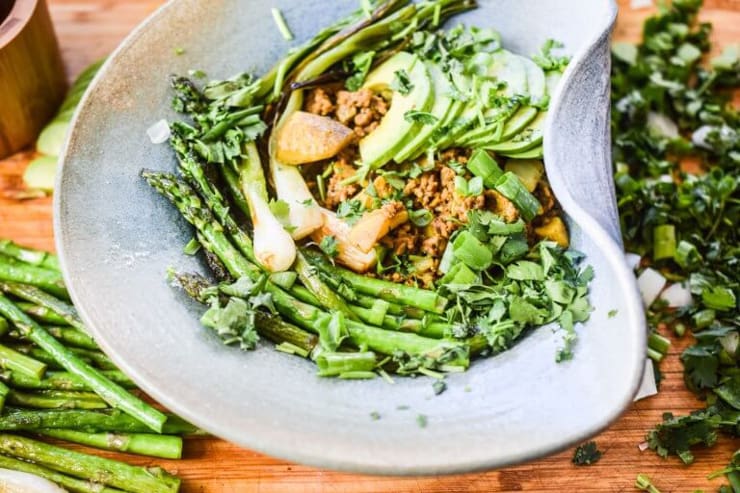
[323,150,360,210]
[304,86,388,139]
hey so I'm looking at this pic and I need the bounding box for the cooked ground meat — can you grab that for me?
[304,86,388,139]
[323,149,360,210]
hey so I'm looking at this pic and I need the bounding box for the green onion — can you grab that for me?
[316,174,326,203]
[648,332,671,356]
[271,8,294,41]
[674,240,701,269]
[467,149,503,189]
[653,224,677,261]
[494,172,541,221]
[452,231,492,271]
[339,371,376,379]
[647,347,664,362]
[183,238,201,255]
[268,271,297,290]
[275,342,310,358]
[316,351,377,377]
[440,263,478,285]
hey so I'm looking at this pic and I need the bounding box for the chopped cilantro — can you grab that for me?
[404,111,439,125]
[572,440,603,466]
[409,209,433,227]
[416,414,428,428]
[607,309,618,318]
[336,200,365,225]
[432,380,447,395]
[344,51,376,91]
[370,411,381,421]
[319,235,339,258]
[391,69,414,95]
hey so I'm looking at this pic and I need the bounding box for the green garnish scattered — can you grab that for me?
[607,309,618,318]
[572,440,602,466]
[319,235,339,258]
[391,69,414,95]
[416,414,428,428]
[271,8,294,41]
[432,379,446,395]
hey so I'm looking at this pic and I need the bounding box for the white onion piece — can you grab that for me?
[647,112,679,139]
[146,119,170,144]
[269,159,323,240]
[720,332,739,357]
[625,252,641,271]
[246,190,296,272]
[637,268,666,307]
[634,359,658,401]
[659,282,693,308]
[638,441,650,451]
[630,0,652,8]
[0,468,67,492]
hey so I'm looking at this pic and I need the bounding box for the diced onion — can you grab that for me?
[147,119,170,144]
[630,0,653,8]
[637,268,666,307]
[638,441,650,451]
[659,282,693,308]
[634,359,658,401]
[647,112,679,139]
[625,252,641,271]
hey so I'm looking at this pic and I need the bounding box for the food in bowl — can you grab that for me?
[144,0,594,380]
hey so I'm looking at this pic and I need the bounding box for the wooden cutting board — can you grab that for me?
[0,1,738,491]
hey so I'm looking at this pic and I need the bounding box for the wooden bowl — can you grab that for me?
[0,0,66,159]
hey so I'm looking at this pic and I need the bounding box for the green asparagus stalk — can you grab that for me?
[9,326,98,350]
[220,164,251,218]
[36,428,183,459]
[0,434,180,493]
[144,171,465,364]
[2,370,136,391]
[0,258,68,299]
[0,239,60,272]
[304,250,448,314]
[0,342,47,379]
[0,380,9,413]
[15,301,69,325]
[293,252,359,320]
[0,454,125,493]
[0,296,167,433]
[7,389,109,410]
[0,281,85,331]
[0,408,200,435]
[254,311,318,352]
[0,316,8,337]
[8,345,115,371]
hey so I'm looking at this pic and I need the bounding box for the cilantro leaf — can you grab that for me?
[572,441,603,466]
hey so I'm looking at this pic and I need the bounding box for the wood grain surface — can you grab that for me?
[1,1,739,491]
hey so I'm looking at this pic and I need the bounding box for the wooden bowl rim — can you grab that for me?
[0,0,39,51]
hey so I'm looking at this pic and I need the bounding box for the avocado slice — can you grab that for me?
[503,145,543,159]
[393,62,454,163]
[504,159,544,192]
[482,71,561,156]
[460,53,544,147]
[359,52,433,169]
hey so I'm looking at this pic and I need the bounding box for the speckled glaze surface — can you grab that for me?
[55,0,645,474]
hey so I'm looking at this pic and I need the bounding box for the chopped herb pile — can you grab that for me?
[610,0,739,479]
[572,440,603,466]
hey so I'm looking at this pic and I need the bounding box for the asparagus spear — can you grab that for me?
[0,281,85,331]
[293,251,359,320]
[144,171,467,366]
[0,296,167,433]
[7,389,109,410]
[304,250,448,314]
[14,302,69,325]
[9,326,98,350]
[0,434,180,493]
[0,342,47,379]
[0,316,8,337]
[2,369,136,391]
[0,239,60,272]
[0,454,125,493]
[0,408,199,434]
[35,428,183,459]
[0,380,9,413]
[0,258,68,299]
[9,344,115,371]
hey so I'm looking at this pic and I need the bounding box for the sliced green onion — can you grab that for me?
[648,332,671,356]
[378,368,395,384]
[452,231,492,271]
[268,271,297,290]
[182,238,201,256]
[653,224,676,261]
[339,371,376,379]
[316,174,326,203]
[675,240,701,269]
[275,342,310,358]
[494,172,541,221]
[439,263,478,285]
[271,8,294,41]
[316,351,377,377]
[467,149,503,189]
[647,347,664,362]
[432,3,441,26]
